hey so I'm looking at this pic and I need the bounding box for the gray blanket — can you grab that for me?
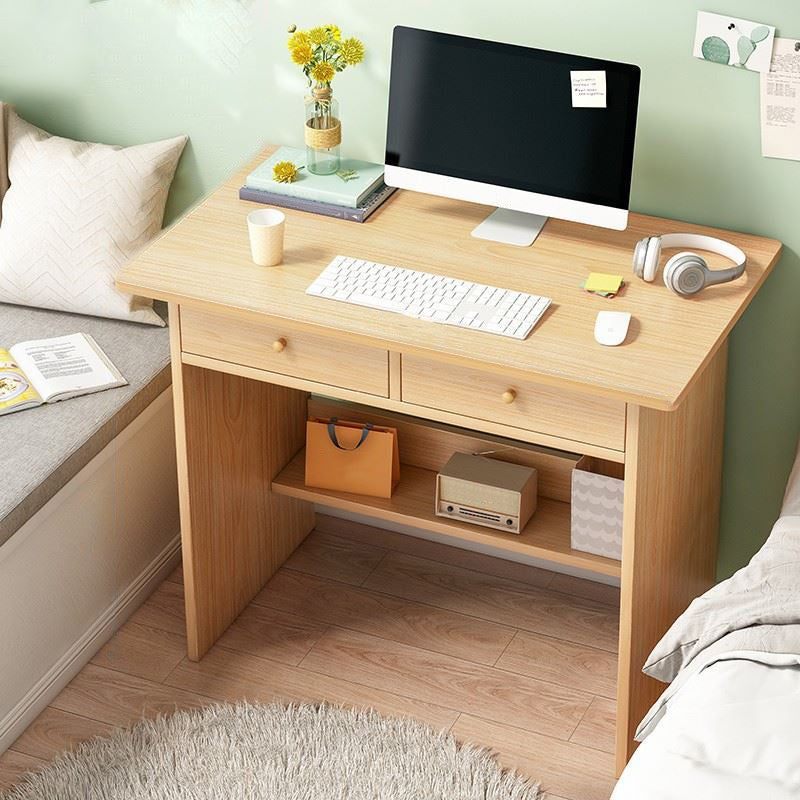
[637,513,800,739]
[643,515,800,682]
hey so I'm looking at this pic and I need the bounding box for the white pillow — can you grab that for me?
[0,111,186,325]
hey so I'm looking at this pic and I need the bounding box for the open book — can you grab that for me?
[0,333,127,416]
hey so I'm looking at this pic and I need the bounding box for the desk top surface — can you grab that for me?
[117,145,781,410]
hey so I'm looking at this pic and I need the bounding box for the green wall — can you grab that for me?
[1,0,798,578]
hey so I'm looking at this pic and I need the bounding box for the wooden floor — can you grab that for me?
[0,515,619,800]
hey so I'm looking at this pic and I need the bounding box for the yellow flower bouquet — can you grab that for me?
[287,23,365,175]
[287,24,365,87]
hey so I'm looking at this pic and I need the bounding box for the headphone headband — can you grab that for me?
[633,232,747,296]
[658,233,746,277]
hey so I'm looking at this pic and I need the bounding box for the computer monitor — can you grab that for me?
[384,27,640,246]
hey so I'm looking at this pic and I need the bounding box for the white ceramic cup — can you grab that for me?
[247,208,286,266]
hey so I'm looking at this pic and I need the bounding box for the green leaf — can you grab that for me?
[701,36,730,64]
[750,25,770,43]
[737,36,755,65]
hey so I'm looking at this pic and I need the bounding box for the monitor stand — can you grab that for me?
[470,207,548,247]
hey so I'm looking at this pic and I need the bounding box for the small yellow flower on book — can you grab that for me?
[273,161,302,183]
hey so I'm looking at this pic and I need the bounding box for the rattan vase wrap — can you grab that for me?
[304,120,341,149]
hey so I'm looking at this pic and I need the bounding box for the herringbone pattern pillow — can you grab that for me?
[0,111,186,325]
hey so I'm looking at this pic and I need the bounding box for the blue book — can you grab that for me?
[245,146,385,209]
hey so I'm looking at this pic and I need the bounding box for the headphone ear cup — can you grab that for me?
[642,237,661,282]
[664,252,709,296]
[632,238,648,279]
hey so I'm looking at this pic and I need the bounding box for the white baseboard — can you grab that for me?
[0,533,181,753]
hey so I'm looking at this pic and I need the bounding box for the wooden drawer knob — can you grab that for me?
[502,389,517,404]
[272,337,287,353]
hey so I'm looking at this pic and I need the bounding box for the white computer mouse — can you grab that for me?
[594,311,631,346]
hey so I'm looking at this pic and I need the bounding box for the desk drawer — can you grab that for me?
[401,355,625,451]
[181,307,389,397]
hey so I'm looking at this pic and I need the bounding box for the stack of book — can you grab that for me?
[239,146,395,223]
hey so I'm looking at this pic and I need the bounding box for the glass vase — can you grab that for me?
[305,86,341,176]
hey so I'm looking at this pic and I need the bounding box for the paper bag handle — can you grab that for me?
[327,418,373,451]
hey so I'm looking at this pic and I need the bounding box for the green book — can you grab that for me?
[245,146,385,209]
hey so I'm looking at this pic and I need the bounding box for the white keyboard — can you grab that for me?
[306,256,551,340]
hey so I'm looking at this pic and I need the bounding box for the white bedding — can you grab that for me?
[613,438,800,799]
[613,655,800,799]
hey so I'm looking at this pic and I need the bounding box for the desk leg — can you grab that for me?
[615,342,727,775]
[169,304,315,660]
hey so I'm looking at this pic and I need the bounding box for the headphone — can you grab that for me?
[632,233,746,296]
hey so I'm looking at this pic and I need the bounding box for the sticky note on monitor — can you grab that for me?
[571,70,606,108]
[585,273,623,293]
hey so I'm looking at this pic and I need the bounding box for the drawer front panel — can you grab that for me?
[401,355,625,451]
[181,307,389,397]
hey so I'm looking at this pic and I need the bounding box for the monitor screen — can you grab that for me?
[385,27,640,211]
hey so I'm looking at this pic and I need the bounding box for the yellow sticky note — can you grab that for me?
[585,273,623,293]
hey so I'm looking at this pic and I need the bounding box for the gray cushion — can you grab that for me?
[0,301,171,547]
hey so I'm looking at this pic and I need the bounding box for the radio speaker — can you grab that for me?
[435,452,538,534]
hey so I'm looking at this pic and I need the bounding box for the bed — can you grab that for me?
[613,439,800,799]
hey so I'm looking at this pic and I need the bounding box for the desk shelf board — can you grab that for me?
[272,450,621,579]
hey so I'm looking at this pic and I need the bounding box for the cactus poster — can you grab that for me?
[693,11,776,73]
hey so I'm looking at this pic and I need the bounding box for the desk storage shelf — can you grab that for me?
[272,450,621,578]
[283,396,623,576]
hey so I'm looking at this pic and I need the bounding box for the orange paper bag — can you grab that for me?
[305,417,400,498]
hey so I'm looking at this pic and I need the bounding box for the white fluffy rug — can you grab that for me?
[4,703,541,799]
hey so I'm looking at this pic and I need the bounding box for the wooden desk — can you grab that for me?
[118,145,781,774]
